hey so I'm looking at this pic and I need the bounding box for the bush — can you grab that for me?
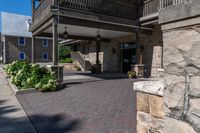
[74,65,81,71]
[5,61,58,92]
[127,71,137,78]
[60,58,73,63]
[4,61,27,76]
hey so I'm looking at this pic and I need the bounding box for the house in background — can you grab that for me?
[0,12,52,64]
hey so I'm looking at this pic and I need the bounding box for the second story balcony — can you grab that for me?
[31,0,139,33]
[140,0,192,25]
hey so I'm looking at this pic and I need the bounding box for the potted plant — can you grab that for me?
[127,71,137,78]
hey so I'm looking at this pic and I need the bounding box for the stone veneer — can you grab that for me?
[162,26,200,132]
[134,80,165,133]
[78,25,163,75]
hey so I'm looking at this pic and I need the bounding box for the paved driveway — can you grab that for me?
[17,78,137,133]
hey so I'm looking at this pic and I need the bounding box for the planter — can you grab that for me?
[131,64,147,78]
[7,78,38,95]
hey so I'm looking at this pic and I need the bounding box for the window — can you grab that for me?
[43,39,48,47]
[43,52,48,61]
[19,52,25,60]
[18,37,25,45]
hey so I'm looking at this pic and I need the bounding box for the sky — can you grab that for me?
[0,0,31,31]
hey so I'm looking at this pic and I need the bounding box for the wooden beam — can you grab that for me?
[52,17,58,65]
[32,18,54,36]
[32,37,35,64]
[59,16,136,33]
[37,33,111,42]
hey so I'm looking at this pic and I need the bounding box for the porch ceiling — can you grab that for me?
[44,24,132,39]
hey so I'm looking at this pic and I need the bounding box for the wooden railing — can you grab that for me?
[59,0,137,20]
[142,0,159,17]
[32,0,137,22]
[33,0,52,21]
[142,0,192,17]
[71,51,92,70]
[160,0,191,9]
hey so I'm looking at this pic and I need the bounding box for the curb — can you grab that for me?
[7,78,38,95]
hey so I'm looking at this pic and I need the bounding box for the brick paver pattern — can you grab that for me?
[17,78,136,133]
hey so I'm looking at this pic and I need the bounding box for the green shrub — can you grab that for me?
[5,61,58,92]
[4,61,27,76]
[60,58,73,63]
[127,71,137,78]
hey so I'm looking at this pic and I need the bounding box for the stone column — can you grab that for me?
[151,45,163,77]
[133,80,165,133]
[52,16,58,66]
[162,27,200,132]
[31,36,35,64]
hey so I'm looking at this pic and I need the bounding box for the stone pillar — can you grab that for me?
[52,16,58,66]
[31,36,35,64]
[151,45,163,77]
[47,65,63,84]
[134,80,165,133]
[162,27,200,132]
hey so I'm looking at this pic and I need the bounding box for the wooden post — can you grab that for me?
[136,29,140,64]
[32,36,35,63]
[52,16,58,66]
[96,41,101,72]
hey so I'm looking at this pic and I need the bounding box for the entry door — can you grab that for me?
[122,48,136,73]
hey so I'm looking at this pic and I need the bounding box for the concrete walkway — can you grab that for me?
[0,67,36,133]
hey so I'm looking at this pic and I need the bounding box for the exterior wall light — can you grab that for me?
[96,31,102,42]
[63,27,68,40]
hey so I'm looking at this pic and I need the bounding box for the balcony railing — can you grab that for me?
[142,0,192,17]
[142,0,159,17]
[33,0,52,22]
[33,0,137,22]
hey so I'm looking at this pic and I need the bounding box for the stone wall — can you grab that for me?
[77,25,163,74]
[162,25,200,132]
[3,35,52,63]
[134,80,165,133]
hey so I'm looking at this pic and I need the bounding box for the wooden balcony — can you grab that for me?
[32,0,137,23]
[140,0,191,25]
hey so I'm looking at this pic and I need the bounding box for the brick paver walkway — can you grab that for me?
[17,78,137,133]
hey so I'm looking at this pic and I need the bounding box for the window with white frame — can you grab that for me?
[43,39,48,47]
[18,37,25,45]
[42,52,48,61]
[19,52,25,60]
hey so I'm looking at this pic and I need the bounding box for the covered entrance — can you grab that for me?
[121,43,137,73]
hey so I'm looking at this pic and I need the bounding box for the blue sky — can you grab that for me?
[0,0,31,31]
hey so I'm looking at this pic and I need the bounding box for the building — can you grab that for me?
[30,1,200,132]
[0,12,52,64]
[30,0,163,77]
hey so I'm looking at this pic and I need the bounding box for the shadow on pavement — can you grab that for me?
[0,100,82,133]
[30,114,83,133]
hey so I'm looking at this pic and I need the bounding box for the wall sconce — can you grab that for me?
[112,48,116,54]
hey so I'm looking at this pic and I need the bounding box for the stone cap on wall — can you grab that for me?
[133,79,165,96]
